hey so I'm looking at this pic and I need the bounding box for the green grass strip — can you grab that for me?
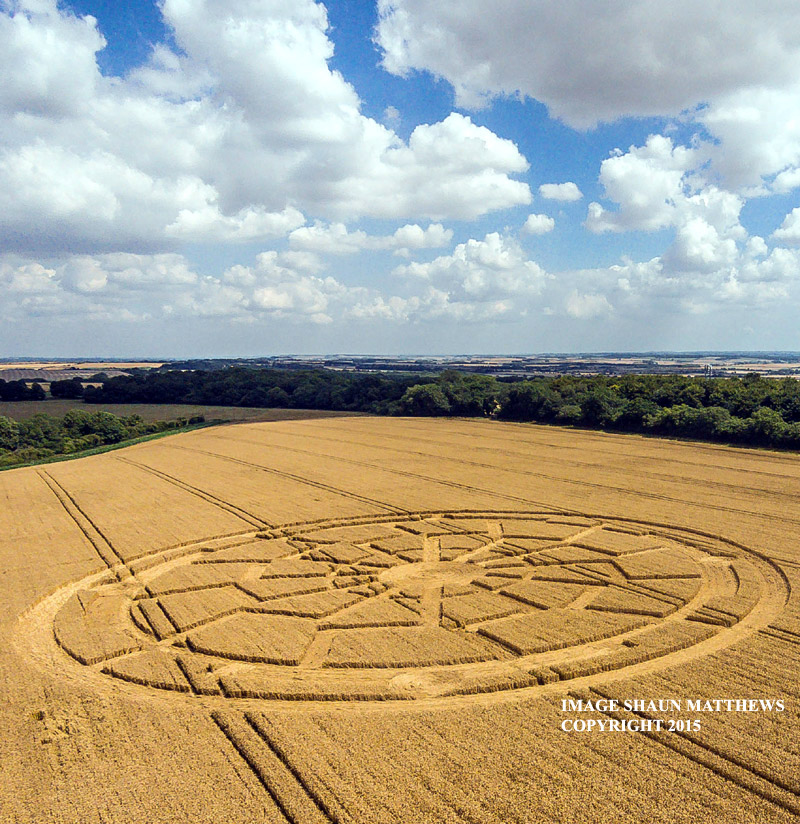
[0,420,224,472]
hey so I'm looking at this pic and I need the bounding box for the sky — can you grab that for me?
[1,1,800,357]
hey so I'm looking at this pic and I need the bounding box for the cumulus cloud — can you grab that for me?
[344,287,511,323]
[383,105,401,124]
[539,182,582,202]
[376,0,800,127]
[576,129,800,311]
[313,113,530,220]
[0,258,58,296]
[576,234,800,319]
[522,214,555,234]
[0,246,533,329]
[0,0,531,256]
[565,290,613,319]
[772,167,800,194]
[394,232,548,303]
[662,217,739,274]
[585,136,699,233]
[376,1,800,205]
[0,250,344,324]
[772,207,800,244]
[289,222,453,255]
[697,82,800,189]
[584,135,748,282]
[166,205,305,242]
[0,0,104,118]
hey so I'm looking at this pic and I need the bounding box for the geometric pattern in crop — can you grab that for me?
[46,510,786,703]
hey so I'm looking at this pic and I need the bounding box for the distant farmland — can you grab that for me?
[2,416,799,822]
[0,400,363,423]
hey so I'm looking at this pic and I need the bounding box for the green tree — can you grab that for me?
[265,386,291,407]
[746,407,786,444]
[0,416,20,450]
[50,378,85,398]
[400,384,452,416]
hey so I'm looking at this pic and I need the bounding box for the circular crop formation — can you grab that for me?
[48,510,784,703]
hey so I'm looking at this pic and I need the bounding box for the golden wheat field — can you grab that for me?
[3,415,800,823]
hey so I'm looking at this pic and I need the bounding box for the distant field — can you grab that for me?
[0,360,164,382]
[0,361,163,370]
[0,400,363,423]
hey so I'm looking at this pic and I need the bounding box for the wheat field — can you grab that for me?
[2,415,800,822]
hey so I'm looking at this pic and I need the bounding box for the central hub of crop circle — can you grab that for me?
[379,560,479,587]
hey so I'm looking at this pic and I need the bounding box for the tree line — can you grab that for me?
[7,367,800,452]
[81,368,424,413]
[77,367,800,449]
[0,410,205,468]
[0,379,46,401]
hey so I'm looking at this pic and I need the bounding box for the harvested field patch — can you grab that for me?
[324,626,502,668]
[54,591,143,665]
[572,528,665,556]
[440,590,526,626]
[500,579,590,609]
[319,596,420,629]
[103,649,190,692]
[145,563,241,595]
[639,576,702,602]
[236,577,329,601]
[196,539,296,564]
[588,585,680,617]
[258,558,332,578]
[188,613,316,663]
[259,589,363,618]
[158,586,254,632]
[478,608,650,655]
[612,545,703,579]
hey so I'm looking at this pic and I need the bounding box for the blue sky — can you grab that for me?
[1,0,800,356]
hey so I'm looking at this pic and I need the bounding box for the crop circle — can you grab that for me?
[41,510,786,704]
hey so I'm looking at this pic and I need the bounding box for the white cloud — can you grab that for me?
[289,221,453,255]
[773,167,800,194]
[166,205,305,242]
[697,82,800,189]
[662,217,739,273]
[565,290,613,319]
[277,250,324,274]
[376,0,800,127]
[539,182,582,202]
[375,1,800,207]
[0,0,531,256]
[585,136,698,233]
[390,222,453,250]
[59,257,108,293]
[522,213,555,234]
[585,135,748,283]
[394,232,548,302]
[1,246,530,328]
[315,113,530,220]
[577,238,800,319]
[0,0,104,118]
[772,207,800,244]
[0,259,57,295]
[344,286,517,323]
